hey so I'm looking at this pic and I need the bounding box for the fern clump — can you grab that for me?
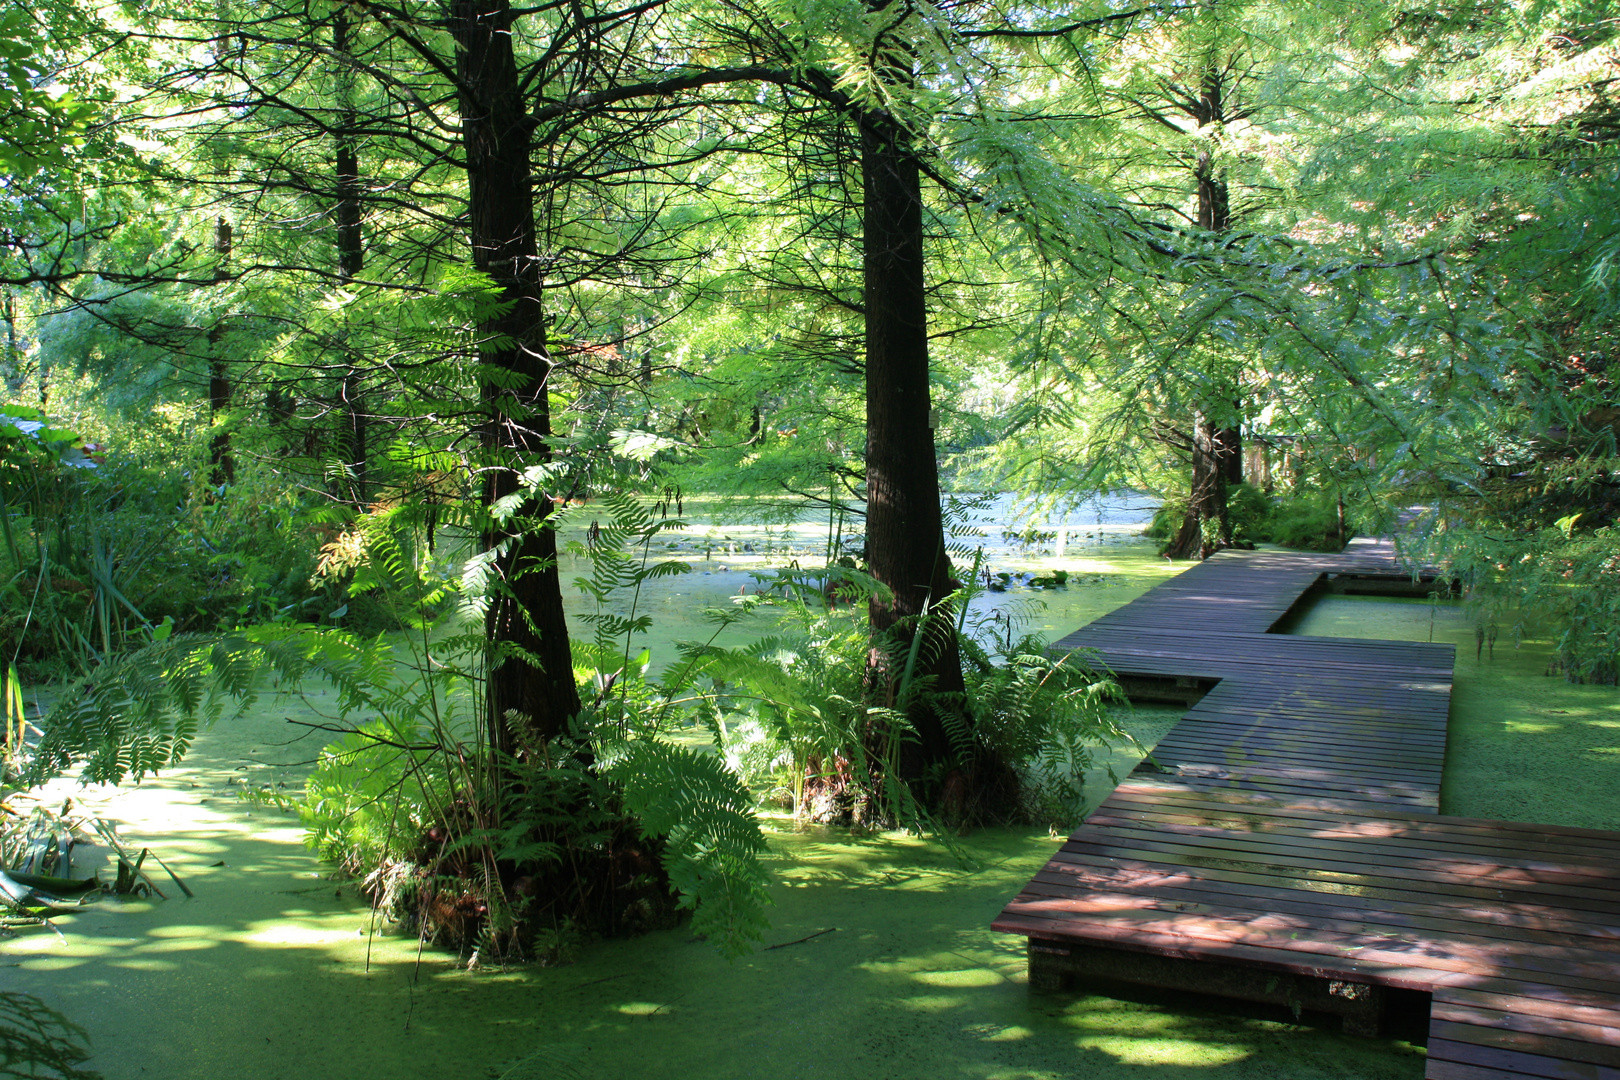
[695,561,1132,832]
[958,629,1133,829]
[20,500,775,961]
[284,498,773,960]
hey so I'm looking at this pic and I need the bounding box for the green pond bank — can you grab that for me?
[8,543,1619,1080]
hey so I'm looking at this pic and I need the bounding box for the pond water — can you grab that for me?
[1283,592,1620,826]
[12,543,1620,1080]
[558,490,1163,670]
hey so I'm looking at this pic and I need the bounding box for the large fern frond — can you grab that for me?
[597,736,771,957]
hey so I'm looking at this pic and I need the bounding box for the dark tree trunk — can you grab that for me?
[860,109,965,784]
[1163,413,1232,560]
[453,0,581,757]
[334,10,368,508]
[1168,66,1242,548]
[208,215,235,488]
[1214,422,1243,485]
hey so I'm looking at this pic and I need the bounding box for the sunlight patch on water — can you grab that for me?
[1077,1037,1253,1067]
[911,967,1004,988]
[239,922,362,947]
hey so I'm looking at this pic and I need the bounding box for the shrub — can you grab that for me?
[0,416,352,679]
[287,496,772,960]
[1264,491,1350,551]
[1144,485,1350,553]
[1226,483,1272,544]
[1438,516,1620,685]
[700,566,1133,831]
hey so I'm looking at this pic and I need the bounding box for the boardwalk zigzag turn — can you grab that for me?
[993,543,1620,1077]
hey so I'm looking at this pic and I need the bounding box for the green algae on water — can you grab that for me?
[19,545,1618,1079]
[1284,594,1620,829]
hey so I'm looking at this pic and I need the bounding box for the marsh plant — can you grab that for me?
[15,486,1127,965]
[702,563,1132,831]
[0,407,358,691]
[1425,514,1620,685]
[285,497,770,960]
[18,497,771,959]
[0,992,101,1080]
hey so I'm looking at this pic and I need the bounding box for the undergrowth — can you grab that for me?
[1147,483,1353,552]
[15,486,1137,967]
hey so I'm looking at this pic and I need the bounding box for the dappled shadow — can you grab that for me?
[515,828,1427,1080]
[14,820,1430,1080]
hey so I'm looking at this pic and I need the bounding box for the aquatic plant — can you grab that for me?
[0,992,100,1080]
[697,571,890,823]
[20,499,771,958]
[698,561,1129,831]
[1429,515,1620,685]
[0,408,355,686]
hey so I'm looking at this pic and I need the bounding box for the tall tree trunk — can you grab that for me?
[1168,64,1242,552]
[2,290,26,397]
[208,215,235,488]
[334,10,368,508]
[860,109,965,785]
[453,0,581,761]
[1214,420,1243,485]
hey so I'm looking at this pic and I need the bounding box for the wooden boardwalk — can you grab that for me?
[993,545,1620,1078]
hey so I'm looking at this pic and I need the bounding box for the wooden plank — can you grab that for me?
[1426,1057,1598,1080]
[1045,830,1620,913]
[996,901,1620,1000]
[1085,804,1620,883]
[1431,1000,1620,1055]
[1101,784,1620,859]
[1016,866,1620,950]
[1437,988,1620,1032]
[1000,885,1620,989]
[997,545,1620,1078]
[1033,845,1620,936]
[1427,1035,1620,1080]
[1078,802,1620,889]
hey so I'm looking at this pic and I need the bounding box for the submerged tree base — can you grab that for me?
[362,822,682,966]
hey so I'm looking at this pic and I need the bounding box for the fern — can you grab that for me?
[964,637,1132,827]
[24,624,396,788]
[299,716,458,873]
[568,491,691,690]
[596,735,771,957]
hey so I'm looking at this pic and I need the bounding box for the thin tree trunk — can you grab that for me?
[208,215,235,488]
[2,290,26,397]
[1214,422,1243,485]
[860,108,964,784]
[453,0,581,760]
[334,10,367,508]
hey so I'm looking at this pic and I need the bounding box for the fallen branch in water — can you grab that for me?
[763,927,836,951]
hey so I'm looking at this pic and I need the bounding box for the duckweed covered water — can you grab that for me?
[9,543,1616,1079]
[1281,594,1620,826]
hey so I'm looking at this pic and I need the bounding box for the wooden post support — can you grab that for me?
[1025,940,1386,1037]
